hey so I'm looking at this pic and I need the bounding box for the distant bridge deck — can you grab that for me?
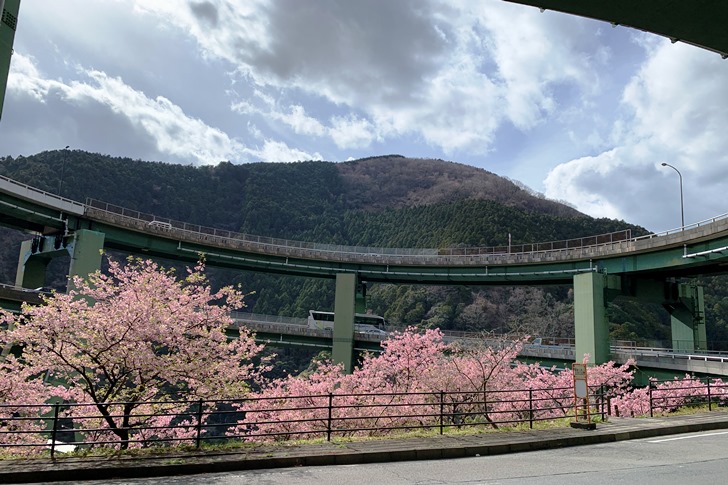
[2,285,726,378]
[233,313,728,378]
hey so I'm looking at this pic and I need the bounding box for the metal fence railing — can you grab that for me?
[648,377,728,417]
[0,386,611,457]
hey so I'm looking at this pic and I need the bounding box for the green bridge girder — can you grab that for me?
[72,216,728,286]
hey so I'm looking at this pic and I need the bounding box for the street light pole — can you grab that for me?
[58,145,70,197]
[661,162,684,229]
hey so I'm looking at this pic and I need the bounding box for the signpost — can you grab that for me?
[571,363,596,429]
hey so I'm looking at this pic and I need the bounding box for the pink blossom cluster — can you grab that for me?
[0,257,269,452]
[610,375,728,417]
[232,329,638,441]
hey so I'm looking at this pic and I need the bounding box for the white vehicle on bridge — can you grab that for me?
[307,310,387,335]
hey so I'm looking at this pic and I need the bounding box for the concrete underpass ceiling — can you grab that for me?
[505,0,728,58]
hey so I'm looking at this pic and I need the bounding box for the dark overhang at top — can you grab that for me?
[505,0,728,58]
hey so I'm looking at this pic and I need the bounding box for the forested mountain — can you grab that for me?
[1,150,726,347]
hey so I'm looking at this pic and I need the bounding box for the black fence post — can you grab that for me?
[327,393,333,442]
[439,391,444,435]
[50,403,60,459]
[707,379,712,411]
[195,399,204,449]
[529,389,533,429]
[649,381,654,418]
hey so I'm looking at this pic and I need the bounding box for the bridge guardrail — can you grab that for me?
[0,174,85,215]
[634,212,728,240]
[84,199,644,266]
[230,317,728,363]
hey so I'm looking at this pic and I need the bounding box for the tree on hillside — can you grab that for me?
[0,257,269,449]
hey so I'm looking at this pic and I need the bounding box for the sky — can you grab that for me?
[2,0,728,233]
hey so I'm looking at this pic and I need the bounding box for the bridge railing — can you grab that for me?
[2,174,728,266]
[231,311,308,326]
[84,198,640,265]
[0,174,85,215]
[634,211,728,240]
[231,318,728,361]
[0,385,610,456]
[436,230,633,257]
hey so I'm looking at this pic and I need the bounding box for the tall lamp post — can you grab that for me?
[661,162,684,229]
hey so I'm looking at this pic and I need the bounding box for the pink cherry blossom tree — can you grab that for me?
[237,328,638,440]
[0,354,57,453]
[0,257,269,449]
[610,375,728,417]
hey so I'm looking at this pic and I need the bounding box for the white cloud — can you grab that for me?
[6,54,46,100]
[622,42,728,169]
[245,139,322,163]
[545,41,728,231]
[329,115,375,149]
[7,54,244,165]
[544,149,623,219]
[275,105,327,137]
[123,0,611,155]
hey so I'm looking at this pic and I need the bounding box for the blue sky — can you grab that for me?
[2,0,728,233]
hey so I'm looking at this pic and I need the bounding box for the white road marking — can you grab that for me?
[648,431,728,443]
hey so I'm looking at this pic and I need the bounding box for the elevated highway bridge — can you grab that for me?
[2,176,728,375]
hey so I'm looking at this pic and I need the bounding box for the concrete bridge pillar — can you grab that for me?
[66,230,105,291]
[15,239,53,289]
[665,282,706,352]
[15,230,105,292]
[333,273,356,373]
[573,272,617,364]
[573,274,708,361]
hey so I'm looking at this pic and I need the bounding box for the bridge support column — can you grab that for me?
[333,273,356,373]
[574,272,617,365]
[666,283,706,352]
[15,239,52,289]
[15,230,104,292]
[66,230,105,291]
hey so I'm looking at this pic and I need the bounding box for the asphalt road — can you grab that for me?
[59,429,728,484]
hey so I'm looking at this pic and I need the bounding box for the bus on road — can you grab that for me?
[307,310,387,335]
